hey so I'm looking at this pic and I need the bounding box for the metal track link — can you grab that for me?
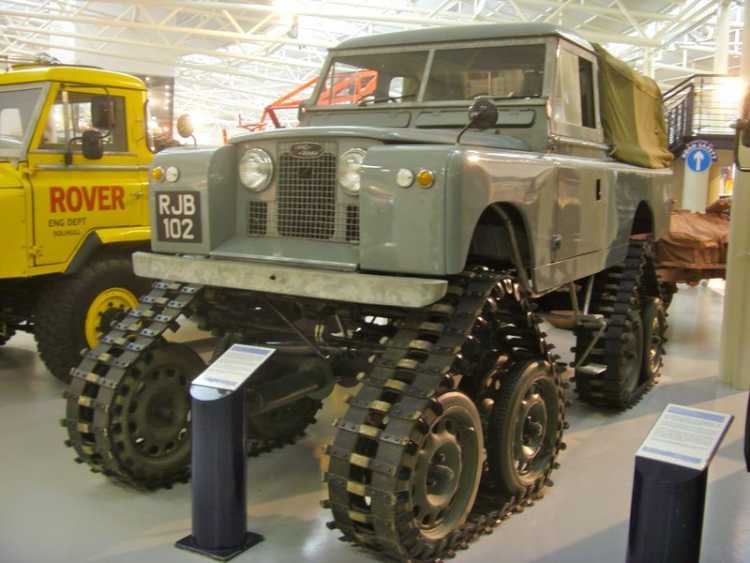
[64,280,205,488]
[325,268,566,562]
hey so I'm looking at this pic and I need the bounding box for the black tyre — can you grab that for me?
[659,282,677,309]
[641,298,667,384]
[106,342,205,485]
[245,357,322,452]
[607,308,644,406]
[487,360,563,500]
[0,327,15,346]
[34,256,150,383]
[211,340,322,450]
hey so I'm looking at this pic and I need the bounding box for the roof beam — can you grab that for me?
[0,7,332,48]
[3,34,306,89]
[2,24,321,71]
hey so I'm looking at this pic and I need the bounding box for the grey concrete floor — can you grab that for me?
[0,284,748,563]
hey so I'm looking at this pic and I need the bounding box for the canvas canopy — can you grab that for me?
[593,44,673,169]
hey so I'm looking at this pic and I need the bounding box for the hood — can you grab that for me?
[230,126,529,152]
[0,163,23,189]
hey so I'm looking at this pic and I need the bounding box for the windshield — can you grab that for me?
[0,87,44,159]
[314,43,546,107]
[315,51,429,107]
[425,44,545,101]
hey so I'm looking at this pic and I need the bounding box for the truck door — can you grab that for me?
[550,46,610,262]
[27,85,148,267]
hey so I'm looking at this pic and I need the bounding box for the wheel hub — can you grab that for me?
[411,395,482,539]
[647,315,663,372]
[515,387,548,472]
[127,367,191,458]
[84,287,138,348]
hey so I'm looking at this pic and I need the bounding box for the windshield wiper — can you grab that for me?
[356,93,416,106]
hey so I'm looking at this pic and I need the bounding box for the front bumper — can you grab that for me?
[132,252,448,308]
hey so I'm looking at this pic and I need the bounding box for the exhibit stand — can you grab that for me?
[627,404,733,563]
[176,344,276,561]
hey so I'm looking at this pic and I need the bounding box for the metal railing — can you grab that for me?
[664,74,740,153]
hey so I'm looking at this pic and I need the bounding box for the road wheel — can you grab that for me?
[410,392,484,542]
[107,342,205,485]
[659,282,677,309]
[641,298,667,385]
[35,256,149,383]
[487,360,563,501]
[0,326,15,346]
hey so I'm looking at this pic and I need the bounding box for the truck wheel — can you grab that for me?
[641,298,667,384]
[409,392,484,543]
[0,327,15,346]
[575,239,657,409]
[105,343,204,486]
[487,360,563,501]
[35,256,149,383]
[659,282,677,309]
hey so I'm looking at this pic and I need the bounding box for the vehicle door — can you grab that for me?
[549,43,611,262]
[27,84,148,267]
[0,83,48,277]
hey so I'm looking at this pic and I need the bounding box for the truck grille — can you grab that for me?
[278,152,337,240]
[245,142,359,244]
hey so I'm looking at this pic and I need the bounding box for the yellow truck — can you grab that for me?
[0,60,153,381]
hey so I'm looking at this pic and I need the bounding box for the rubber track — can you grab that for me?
[63,280,310,489]
[574,239,659,409]
[324,269,567,562]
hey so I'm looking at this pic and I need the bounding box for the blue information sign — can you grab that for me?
[683,141,717,173]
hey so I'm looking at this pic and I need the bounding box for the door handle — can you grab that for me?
[133,191,146,199]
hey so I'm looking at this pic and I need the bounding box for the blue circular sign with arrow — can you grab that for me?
[683,141,717,173]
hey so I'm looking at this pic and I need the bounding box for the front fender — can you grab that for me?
[359,145,457,275]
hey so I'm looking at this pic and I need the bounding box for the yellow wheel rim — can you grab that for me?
[84,287,139,348]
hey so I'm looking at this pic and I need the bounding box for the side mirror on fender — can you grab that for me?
[176,114,194,139]
[81,130,104,160]
[91,96,116,130]
[467,96,499,130]
[736,89,750,172]
[457,96,498,143]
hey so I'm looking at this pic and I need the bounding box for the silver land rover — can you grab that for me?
[65,23,672,562]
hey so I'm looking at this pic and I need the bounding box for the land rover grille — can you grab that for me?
[247,142,359,243]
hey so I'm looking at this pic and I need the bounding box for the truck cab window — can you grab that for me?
[554,49,583,126]
[40,92,128,152]
[579,58,596,128]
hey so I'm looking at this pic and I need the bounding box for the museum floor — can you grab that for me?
[1,284,748,563]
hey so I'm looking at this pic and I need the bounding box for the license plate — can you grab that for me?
[155,191,202,243]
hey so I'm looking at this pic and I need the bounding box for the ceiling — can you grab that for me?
[0,0,744,135]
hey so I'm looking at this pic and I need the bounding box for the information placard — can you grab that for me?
[192,344,275,392]
[636,404,733,471]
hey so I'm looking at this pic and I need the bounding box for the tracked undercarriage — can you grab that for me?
[64,267,568,559]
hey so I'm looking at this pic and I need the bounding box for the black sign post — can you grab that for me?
[626,404,733,563]
[176,344,276,561]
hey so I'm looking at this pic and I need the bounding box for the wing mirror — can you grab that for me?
[64,129,104,165]
[176,114,194,138]
[735,119,750,173]
[176,113,197,147]
[81,130,104,160]
[457,96,498,143]
[91,95,116,130]
[736,89,750,172]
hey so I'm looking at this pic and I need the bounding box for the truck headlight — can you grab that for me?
[239,148,273,191]
[338,148,366,195]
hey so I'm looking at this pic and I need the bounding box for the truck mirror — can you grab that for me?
[467,96,498,130]
[176,114,194,139]
[81,130,104,160]
[736,89,750,172]
[91,96,116,130]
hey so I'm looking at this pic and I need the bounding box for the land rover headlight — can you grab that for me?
[338,148,367,195]
[239,148,273,191]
